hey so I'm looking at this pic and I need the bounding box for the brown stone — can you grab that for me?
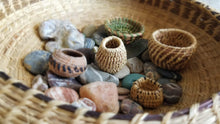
[117,87,130,95]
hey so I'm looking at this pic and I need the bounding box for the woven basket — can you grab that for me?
[0,0,220,123]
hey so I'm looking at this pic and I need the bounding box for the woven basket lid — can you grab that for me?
[0,0,220,123]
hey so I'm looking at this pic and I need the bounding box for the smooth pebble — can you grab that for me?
[120,99,144,114]
[77,48,95,64]
[32,75,48,92]
[122,73,145,89]
[84,38,95,49]
[126,39,148,59]
[162,83,182,104]
[114,65,130,79]
[127,57,144,73]
[82,24,97,37]
[156,67,182,81]
[71,98,96,111]
[117,87,130,95]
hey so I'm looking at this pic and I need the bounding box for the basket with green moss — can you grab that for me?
[104,17,145,43]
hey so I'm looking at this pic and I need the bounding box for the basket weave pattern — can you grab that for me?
[0,0,219,123]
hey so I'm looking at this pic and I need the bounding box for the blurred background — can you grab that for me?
[198,0,220,12]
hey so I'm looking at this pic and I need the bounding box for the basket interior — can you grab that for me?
[0,0,220,115]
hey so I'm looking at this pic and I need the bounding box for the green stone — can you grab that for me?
[121,73,145,90]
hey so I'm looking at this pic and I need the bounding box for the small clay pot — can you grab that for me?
[95,36,127,74]
[130,77,163,108]
[148,28,197,70]
[49,48,87,77]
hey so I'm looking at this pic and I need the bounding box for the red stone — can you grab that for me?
[45,87,79,103]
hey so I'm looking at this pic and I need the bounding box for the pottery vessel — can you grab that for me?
[49,48,87,77]
[130,77,163,108]
[148,28,197,70]
[95,36,127,74]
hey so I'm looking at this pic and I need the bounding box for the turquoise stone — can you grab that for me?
[23,50,51,75]
[122,73,145,89]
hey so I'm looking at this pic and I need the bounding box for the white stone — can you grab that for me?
[32,75,48,92]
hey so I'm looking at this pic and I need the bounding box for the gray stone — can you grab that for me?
[47,71,82,92]
[162,83,182,104]
[45,41,61,53]
[126,39,148,59]
[92,25,108,46]
[23,50,51,75]
[32,75,48,92]
[156,67,182,81]
[143,62,160,80]
[84,38,95,49]
[77,48,95,64]
[39,19,59,40]
[120,99,144,114]
[82,24,97,37]
[77,65,119,86]
[127,57,144,73]
[157,78,176,85]
[141,48,150,62]
[114,65,130,79]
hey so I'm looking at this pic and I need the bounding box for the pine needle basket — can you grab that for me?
[0,0,220,123]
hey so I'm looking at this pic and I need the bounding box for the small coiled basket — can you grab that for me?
[0,0,220,123]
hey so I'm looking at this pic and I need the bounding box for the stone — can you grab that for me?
[92,25,108,46]
[125,39,148,59]
[38,19,59,40]
[45,41,61,53]
[84,38,95,49]
[80,81,119,113]
[39,19,85,50]
[118,95,129,101]
[82,24,97,37]
[120,99,144,114]
[45,87,79,103]
[122,73,145,90]
[162,83,182,104]
[114,65,130,79]
[23,50,51,75]
[117,87,130,95]
[141,48,150,62]
[31,75,48,92]
[157,78,176,85]
[77,48,95,64]
[77,65,119,86]
[47,71,82,92]
[71,98,96,111]
[156,67,182,81]
[127,57,144,73]
[143,62,160,80]
[93,46,99,53]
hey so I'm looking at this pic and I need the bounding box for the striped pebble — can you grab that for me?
[45,87,79,103]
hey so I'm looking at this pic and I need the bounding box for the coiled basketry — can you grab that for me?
[0,0,220,123]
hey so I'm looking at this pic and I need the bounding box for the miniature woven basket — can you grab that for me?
[130,77,163,108]
[105,17,145,43]
[0,0,220,123]
[148,28,197,70]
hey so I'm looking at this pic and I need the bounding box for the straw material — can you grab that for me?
[0,0,219,123]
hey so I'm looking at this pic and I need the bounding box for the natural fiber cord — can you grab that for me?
[0,0,219,123]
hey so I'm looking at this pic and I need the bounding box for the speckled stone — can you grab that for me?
[31,75,48,92]
[162,83,182,104]
[156,67,182,81]
[45,87,79,103]
[92,25,108,46]
[82,24,97,37]
[141,48,150,62]
[45,41,61,53]
[47,71,82,92]
[117,87,130,95]
[114,65,130,79]
[121,73,145,89]
[80,81,119,113]
[71,98,96,111]
[84,38,95,49]
[126,39,148,59]
[120,99,144,114]
[143,62,160,80]
[77,48,95,64]
[77,65,119,86]
[127,57,144,73]
[23,50,51,75]
[157,78,176,85]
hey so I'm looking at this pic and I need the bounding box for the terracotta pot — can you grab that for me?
[49,48,87,77]
[148,28,197,70]
[95,36,127,74]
